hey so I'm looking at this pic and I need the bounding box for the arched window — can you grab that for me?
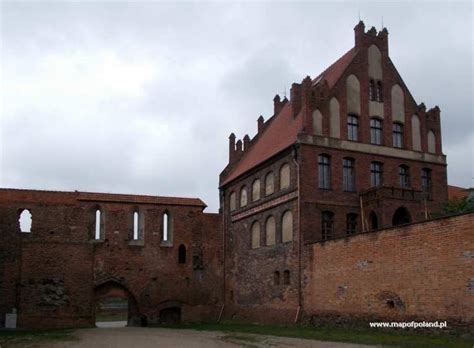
[370,118,382,145]
[369,211,378,230]
[282,210,293,243]
[251,221,260,249]
[178,244,186,264]
[274,271,280,285]
[421,168,432,199]
[265,216,276,246]
[240,186,248,208]
[283,270,290,285]
[347,114,359,141]
[265,172,274,196]
[427,130,436,153]
[279,163,290,190]
[369,79,376,101]
[19,209,32,233]
[411,115,421,151]
[343,158,355,192]
[252,179,261,201]
[392,207,411,226]
[229,192,236,211]
[318,154,331,189]
[321,211,334,240]
[399,165,410,188]
[312,109,323,135]
[94,209,102,240]
[132,211,139,240]
[346,213,358,235]
[162,212,171,243]
[376,81,383,102]
[370,162,383,187]
[392,122,403,148]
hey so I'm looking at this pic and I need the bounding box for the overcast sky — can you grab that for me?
[1,1,472,212]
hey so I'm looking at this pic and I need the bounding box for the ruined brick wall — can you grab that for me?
[303,213,474,330]
[0,189,222,329]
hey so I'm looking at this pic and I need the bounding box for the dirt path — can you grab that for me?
[41,327,375,348]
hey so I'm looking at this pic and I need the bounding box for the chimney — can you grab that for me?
[273,94,283,115]
[290,83,302,118]
[257,115,264,134]
[243,134,250,151]
[236,139,243,154]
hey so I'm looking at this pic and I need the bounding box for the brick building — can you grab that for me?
[219,21,450,323]
[1,22,472,331]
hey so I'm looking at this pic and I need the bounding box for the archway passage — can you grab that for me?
[159,307,181,325]
[369,211,379,230]
[93,281,142,328]
[392,207,412,226]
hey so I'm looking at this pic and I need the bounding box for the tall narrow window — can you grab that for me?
[283,270,290,285]
[369,79,376,101]
[392,123,403,148]
[252,179,261,201]
[229,192,236,211]
[347,114,359,141]
[19,209,32,233]
[279,163,290,190]
[422,168,432,199]
[240,186,248,208]
[265,216,276,246]
[399,165,410,188]
[163,212,170,242]
[95,209,102,240]
[321,211,334,240]
[274,271,280,285]
[369,211,378,230]
[370,118,382,145]
[318,155,331,189]
[265,172,274,196]
[346,213,358,235]
[251,221,260,249]
[376,81,383,102]
[370,162,383,187]
[133,211,139,240]
[343,158,355,192]
[178,244,186,264]
[282,210,293,243]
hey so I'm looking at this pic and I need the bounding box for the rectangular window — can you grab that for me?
[422,168,432,199]
[346,213,358,235]
[399,166,410,188]
[393,123,403,148]
[370,118,382,145]
[343,158,355,191]
[318,155,331,189]
[370,162,383,187]
[322,211,334,240]
[347,115,358,141]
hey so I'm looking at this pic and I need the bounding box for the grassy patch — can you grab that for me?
[221,333,263,348]
[163,322,474,348]
[0,329,77,347]
[95,314,127,322]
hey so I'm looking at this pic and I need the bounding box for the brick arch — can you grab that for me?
[93,280,142,327]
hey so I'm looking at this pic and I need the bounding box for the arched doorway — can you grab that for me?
[392,207,411,226]
[369,211,378,230]
[93,281,142,328]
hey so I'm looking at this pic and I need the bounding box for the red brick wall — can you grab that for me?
[0,189,222,329]
[303,213,474,330]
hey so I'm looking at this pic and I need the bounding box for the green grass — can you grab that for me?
[95,314,128,322]
[0,329,77,347]
[162,322,474,348]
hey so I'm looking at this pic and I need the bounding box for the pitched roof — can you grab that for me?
[447,185,468,201]
[220,48,357,187]
[312,48,357,89]
[221,102,303,186]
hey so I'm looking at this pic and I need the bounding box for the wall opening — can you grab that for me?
[159,307,181,325]
[178,244,186,264]
[369,211,378,230]
[95,209,102,240]
[274,271,280,285]
[133,211,139,240]
[19,209,32,233]
[94,281,141,328]
[392,207,411,226]
[162,212,171,243]
[283,270,290,285]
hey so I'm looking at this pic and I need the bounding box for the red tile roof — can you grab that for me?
[221,102,303,185]
[221,48,357,187]
[447,185,468,201]
[313,48,357,89]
